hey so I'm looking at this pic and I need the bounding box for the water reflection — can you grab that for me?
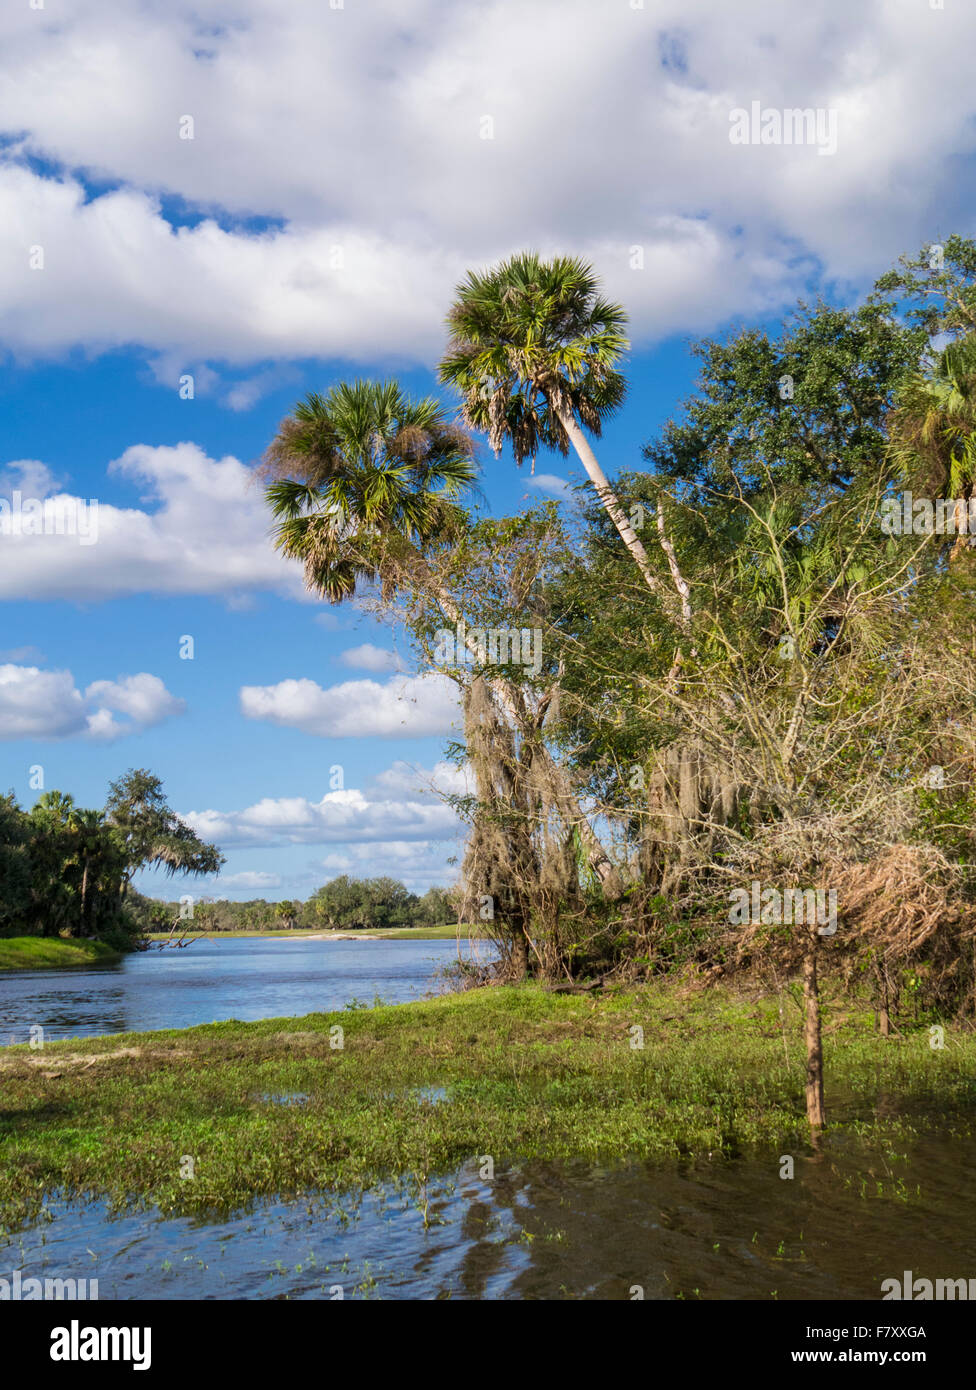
[4,1131,973,1300]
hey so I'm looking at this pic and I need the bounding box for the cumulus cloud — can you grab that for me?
[217,871,283,890]
[339,643,407,674]
[0,442,305,602]
[2,1,975,371]
[0,664,184,741]
[137,760,470,896]
[0,460,62,496]
[240,672,460,738]
[179,784,460,850]
[315,839,459,890]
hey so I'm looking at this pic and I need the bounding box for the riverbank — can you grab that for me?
[145,924,485,942]
[0,937,120,972]
[1,980,974,1227]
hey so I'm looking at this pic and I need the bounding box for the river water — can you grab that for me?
[1,938,974,1299]
[0,935,486,1044]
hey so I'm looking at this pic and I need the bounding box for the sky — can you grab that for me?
[1,0,974,901]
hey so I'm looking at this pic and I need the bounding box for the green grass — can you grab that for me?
[0,937,120,971]
[1,980,974,1228]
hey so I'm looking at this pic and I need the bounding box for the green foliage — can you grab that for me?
[0,772,222,945]
[307,875,454,931]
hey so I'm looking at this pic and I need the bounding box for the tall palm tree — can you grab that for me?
[262,379,476,601]
[889,335,976,560]
[438,252,659,590]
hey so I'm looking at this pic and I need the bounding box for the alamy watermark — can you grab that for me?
[0,492,98,545]
[882,1270,976,1300]
[729,101,838,156]
[0,1267,98,1300]
[880,491,976,540]
[433,618,543,678]
[729,881,838,936]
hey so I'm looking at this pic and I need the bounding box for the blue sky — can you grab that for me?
[1,0,974,900]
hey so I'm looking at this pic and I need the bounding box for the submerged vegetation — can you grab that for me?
[0,981,973,1227]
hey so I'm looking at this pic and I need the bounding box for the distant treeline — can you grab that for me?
[0,770,223,947]
[151,875,456,933]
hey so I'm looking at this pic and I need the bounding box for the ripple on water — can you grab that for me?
[3,1133,974,1300]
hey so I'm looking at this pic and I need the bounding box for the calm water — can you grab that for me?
[5,1134,975,1300]
[0,936,489,1044]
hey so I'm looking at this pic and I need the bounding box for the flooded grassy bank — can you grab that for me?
[1,981,974,1231]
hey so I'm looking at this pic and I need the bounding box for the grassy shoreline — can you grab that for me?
[1,981,974,1227]
[0,937,121,972]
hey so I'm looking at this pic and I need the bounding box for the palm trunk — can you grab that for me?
[548,401,661,590]
[802,938,826,1131]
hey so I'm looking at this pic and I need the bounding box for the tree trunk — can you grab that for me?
[436,588,623,899]
[802,940,826,1131]
[876,963,891,1038]
[549,402,660,593]
[78,859,89,939]
[512,907,531,980]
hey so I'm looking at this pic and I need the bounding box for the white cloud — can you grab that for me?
[370,758,471,801]
[180,784,461,850]
[528,473,572,499]
[0,459,61,496]
[0,442,305,602]
[339,643,407,674]
[217,871,283,890]
[0,664,184,741]
[318,853,354,874]
[2,1,975,369]
[240,672,460,738]
[316,840,459,891]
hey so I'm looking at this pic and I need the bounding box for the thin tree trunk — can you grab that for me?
[802,939,826,1131]
[876,963,891,1038]
[549,402,661,593]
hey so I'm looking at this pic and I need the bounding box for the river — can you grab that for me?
[0,935,487,1044]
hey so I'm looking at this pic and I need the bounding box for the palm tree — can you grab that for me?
[263,378,623,913]
[28,791,76,936]
[262,379,476,601]
[889,335,976,560]
[438,252,659,590]
[68,807,106,937]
